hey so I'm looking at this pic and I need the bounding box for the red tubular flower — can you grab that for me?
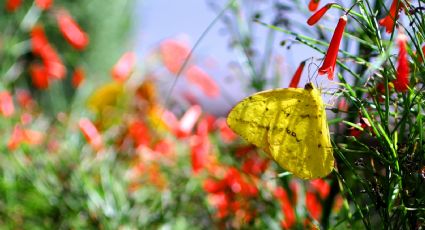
[308,0,321,12]
[71,67,85,88]
[318,15,347,80]
[5,0,22,12]
[79,118,103,151]
[56,10,89,50]
[379,0,402,34]
[185,65,220,98]
[35,0,53,10]
[30,64,49,89]
[307,3,335,26]
[393,31,410,92]
[0,91,15,117]
[289,61,305,88]
[111,52,136,82]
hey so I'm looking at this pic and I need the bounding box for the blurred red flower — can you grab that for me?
[111,52,136,82]
[15,89,34,110]
[79,118,103,151]
[5,0,22,12]
[310,179,330,198]
[393,31,410,92]
[30,64,49,90]
[274,187,296,229]
[128,120,150,148]
[31,26,66,80]
[8,125,44,150]
[349,117,371,137]
[159,39,190,74]
[379,0,403,34]
[0,91,15,117]
[216,118,237,143]
[308,0,320,11]
[56,10,89,50]
[185,65,220,98]
[306,192,322,220]
[318,15,347,80]
[35,0,53,10]
[71,67,85,88]
[191,135,210,173]
[242,154,269,176]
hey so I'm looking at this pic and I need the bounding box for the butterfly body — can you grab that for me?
[227,83,334,179]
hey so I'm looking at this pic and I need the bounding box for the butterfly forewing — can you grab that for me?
[227,88,304,153]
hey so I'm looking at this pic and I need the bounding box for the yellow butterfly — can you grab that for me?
[226,83,334,179]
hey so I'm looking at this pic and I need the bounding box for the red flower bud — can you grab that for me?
[307,3,335,26]
[56,10,89,50]
[308,0,321,12]
[289,61,305,88]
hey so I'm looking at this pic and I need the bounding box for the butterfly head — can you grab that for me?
[304,83,314,91]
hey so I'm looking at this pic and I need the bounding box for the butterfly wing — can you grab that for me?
[267,88,334,179]
[227,88,305,153]
[227,87,334,179]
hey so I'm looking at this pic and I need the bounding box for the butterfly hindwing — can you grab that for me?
[267,88,334,179]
